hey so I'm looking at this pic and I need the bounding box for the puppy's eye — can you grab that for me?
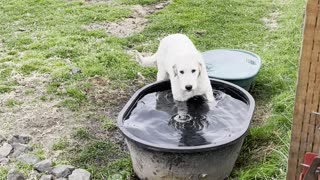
[191,69,196,73]
[179,70,184,74]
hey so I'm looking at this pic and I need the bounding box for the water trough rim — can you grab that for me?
[117,79,255,153]
[203,49,262,80]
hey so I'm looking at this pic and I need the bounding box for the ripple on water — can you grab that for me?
[124,90,250,147]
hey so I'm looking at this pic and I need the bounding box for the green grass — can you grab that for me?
[73,127,92,140]
[116,0,163,5]
[0,167,8,180]
[24,89,35,95]
[5,99,23,107]
[0,0,147,94]
[0,0,306,179]
[15,162,33,175]
[52,138,70,151]
[51,127,131,179]
[0,86,12,94]
[97,115,117,130]
[74,141,131,179]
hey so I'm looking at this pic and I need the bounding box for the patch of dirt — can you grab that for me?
[251,102,272,127]
[84,0,112,3]
[0,73,85,155]
[83,1,170,37]
[85,76,148,118]
[80,76,152,151]
[0,70,150,158]
[262,12,280,31]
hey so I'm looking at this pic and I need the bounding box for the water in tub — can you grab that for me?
[123,90,250,147]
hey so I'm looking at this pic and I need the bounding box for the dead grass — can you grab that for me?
[85,76,149,118]
[251,101,272,127]
[262,12,281,31]
[0,73,85,156]
[83,1,170,37]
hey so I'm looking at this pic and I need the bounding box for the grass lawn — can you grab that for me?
[0,0,305,179]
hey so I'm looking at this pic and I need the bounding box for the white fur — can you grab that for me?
[136,34,215,103]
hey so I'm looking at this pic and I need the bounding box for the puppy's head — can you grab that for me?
[172,53,203,92]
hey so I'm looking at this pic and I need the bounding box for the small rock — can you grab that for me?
[12,143,33,153]
[195,30,207,36]
[16,154,40,165]
[0,135,6,144]
[18,28,26,31]
[55,178,67,180]
[155,5,163,9]
[71,68,82,75]
[51,165,75,178]
[0,143,13,157]
[7,169,25,180]
[34,159,52,173]
[0,157,9,165]
[68,169,91,180]
[155,2,169,9]
[8,135,32,144]
[9,150,24,158]
[39,174,53,180]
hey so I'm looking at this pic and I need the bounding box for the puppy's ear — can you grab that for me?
[172,65,178,77]
[198,62,202,77]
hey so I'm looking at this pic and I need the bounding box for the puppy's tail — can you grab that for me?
[134,50,157,67]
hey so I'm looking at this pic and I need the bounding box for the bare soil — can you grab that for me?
[0,73,85,155]
[251,102,271,127]
[0,1,167,162]
[83,1,170,37]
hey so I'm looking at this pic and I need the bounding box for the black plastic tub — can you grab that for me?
[117,79,255,180]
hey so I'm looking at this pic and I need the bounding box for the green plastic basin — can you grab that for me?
[203,49,262,91]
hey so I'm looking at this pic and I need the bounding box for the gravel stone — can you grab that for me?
[8,135,32,144]
[12,143,33,153]
[0,157,9,165]
[68,169,91,180]
[16,154,40,165]
[71,68,82,75]
[51,165,75,178]
[34,159,52,173]
[0,143,13,157]
[7,169,25,180]
[39,175,53,180]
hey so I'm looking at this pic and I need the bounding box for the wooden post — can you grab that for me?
[287,0,320,179]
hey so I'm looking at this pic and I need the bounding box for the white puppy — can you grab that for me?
[136,34,215,103]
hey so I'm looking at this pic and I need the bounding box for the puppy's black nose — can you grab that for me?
[185,85,193,91]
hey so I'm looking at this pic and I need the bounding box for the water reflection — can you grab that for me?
[156,91,210,146]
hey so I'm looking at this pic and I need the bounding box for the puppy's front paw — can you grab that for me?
[174,97,187,102]
[172,92,187,102]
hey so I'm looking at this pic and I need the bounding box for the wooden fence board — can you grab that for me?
[287,0,320,179]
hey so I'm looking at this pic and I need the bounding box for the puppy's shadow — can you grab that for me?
[155,91,210,146]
